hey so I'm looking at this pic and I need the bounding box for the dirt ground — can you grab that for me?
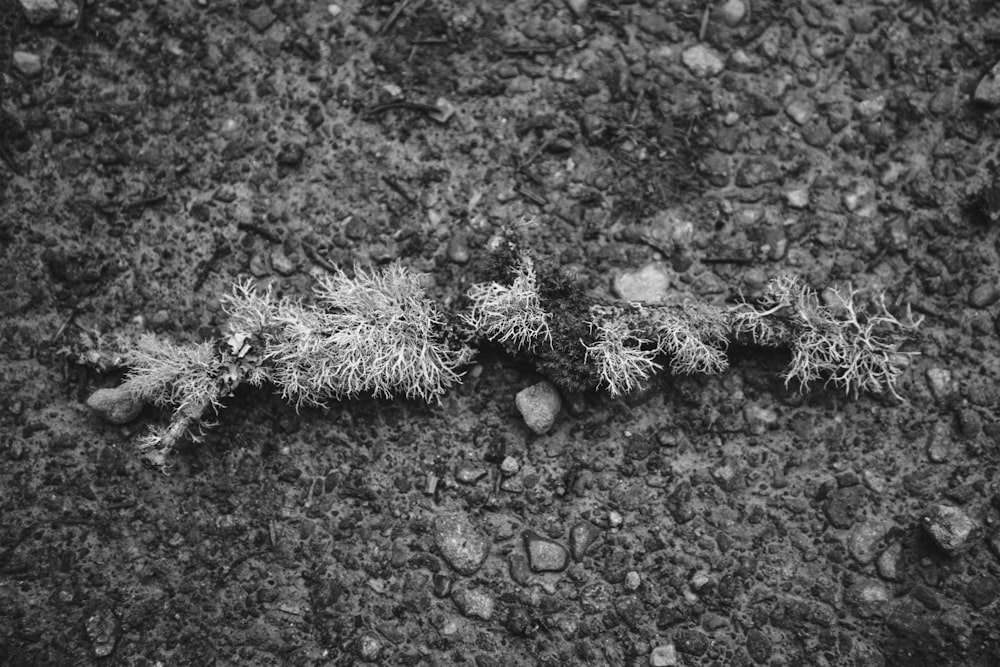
[4,0,1000,665]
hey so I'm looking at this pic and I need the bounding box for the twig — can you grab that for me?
[364,100,439,119]
[503,45,558,57]
[217,548,269,585]
[237,221,282,244]
[515,187,548,207]
[381,175,418,206]
[379,0,417,36]
[303,242,339,273]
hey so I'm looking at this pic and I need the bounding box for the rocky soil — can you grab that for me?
[3,0,1000,665]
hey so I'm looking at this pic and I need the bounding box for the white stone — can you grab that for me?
[975,60,1000,106]
[715,0,746,26]
[649,644,678,667]
[681,44,724,78]
[12,51,42,78]
[612,263,672,304]
[18,0,60,23]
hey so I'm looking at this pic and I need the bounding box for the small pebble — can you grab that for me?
[922,504,977,555]
[500,456,520,476]
[522,530,569,572]
[19,0,60,24]
[844,579,891,618]
[85,606,120,658]
[451,586,495,620]
[612,263,672,303]
[455,462,487,484]
[715,0,746,26]
[569,521,601,560]
[876,542,904,582]
[974,60,1000,106]
[682,45,725,78]
[969,282,1000,308]
[12,51,43,78]
[86,386,144,425]
[355,632,383,660]
[446,231,470,263]
[515,381,561,435]
[649,644,678,667]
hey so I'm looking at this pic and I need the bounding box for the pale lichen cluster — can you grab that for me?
[97,248,920,469]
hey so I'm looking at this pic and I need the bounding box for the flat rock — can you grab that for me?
[612,263,672,303]
[974,60,1000,106]
[682,45,724,78]
[19,0,60,23]
[451,586,495,620]
[433,513,490,576]
[522,530,569,572]
[569,521,601,560]
[13,51,43,78]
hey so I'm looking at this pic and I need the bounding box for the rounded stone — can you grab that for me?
[13,51,43,78]
[86,386,144,425]
[515,381,562,435]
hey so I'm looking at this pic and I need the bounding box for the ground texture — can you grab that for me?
[3,0,1000,665]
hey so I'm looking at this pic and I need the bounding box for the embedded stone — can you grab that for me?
[433,513,490,575]
[522,530,569,572]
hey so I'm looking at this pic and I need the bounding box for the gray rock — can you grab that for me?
[569,521,601,560]
[455,462,487,484]
[823,486,867,529]
[355,632,383,660]
[848,518,893,564]
[564,0,587,17]
[452,586,495,620]
[745,628,772,663]
[446,232,470,263]
[735,157,782,187]
[522,530,569,572]
[433,513,490,576]
[682,45,724,78]
[18,0,60,23]
[87,386,144,424]
[12,51,42,78]
[967,575,999,610]
[922,504,977,555]
[969,282,1000,308]
[674,629,710,655]
[715,0,746,27]
[974,60,1000,106]
[649,644,678,666]
[85,605,120,658]
[507,552,532,586]
[515,381,561,435]
[246,4,276,32]
[844,579,891,618]
[876,542,904,582]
